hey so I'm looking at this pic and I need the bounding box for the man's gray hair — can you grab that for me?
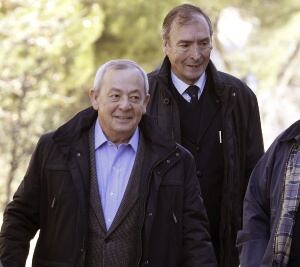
[93,59,149,94]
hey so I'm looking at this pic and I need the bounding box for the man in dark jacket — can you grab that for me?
[147,4,264,267]
[0,59,217,267]
[237,120,300,267]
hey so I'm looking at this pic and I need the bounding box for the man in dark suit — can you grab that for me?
[0,59,217,266]
[147,4,264,267]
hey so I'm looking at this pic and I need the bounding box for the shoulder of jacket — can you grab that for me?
[39,131,55,144]
[277,120,300,143]
[174,143,194,161]
[147,68,160,80]
[261,124,299,165]
[217,71,256,97]
[147,70,169,97]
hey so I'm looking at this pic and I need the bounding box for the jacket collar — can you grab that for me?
[157,56,225,98]
[206,60,226,98]
[156,56,171,87]
[139,113,176,151]
[52,106,176,152]
[279,120,300,142]
[53,107,97,147]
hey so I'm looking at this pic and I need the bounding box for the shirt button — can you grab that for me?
[148,212,153,217]
[76,152,81,157]
[144,260,150,265]
[196,170,202,177]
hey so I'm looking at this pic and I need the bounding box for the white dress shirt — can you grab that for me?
[171,71,207,102]
[94,121,139,229]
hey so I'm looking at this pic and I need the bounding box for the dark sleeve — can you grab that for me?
[182,151,218,267]
[236,149,272,267]
[0,138,44,266]
[244,90,264,195]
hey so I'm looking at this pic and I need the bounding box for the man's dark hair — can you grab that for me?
[162,4,213,42]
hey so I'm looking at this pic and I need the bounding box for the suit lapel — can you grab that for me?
[88,125,107,232]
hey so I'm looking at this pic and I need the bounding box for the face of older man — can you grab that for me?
[164,14,212,85]
[90,67,150,144]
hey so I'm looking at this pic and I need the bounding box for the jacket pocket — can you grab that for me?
[40,168,79,260]
[44,166,76,204]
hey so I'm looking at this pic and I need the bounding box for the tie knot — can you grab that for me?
[185,85,199,103]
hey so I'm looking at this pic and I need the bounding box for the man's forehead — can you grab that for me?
[104,66,141,77]
[102,68,144,88]
[172,13,208,29]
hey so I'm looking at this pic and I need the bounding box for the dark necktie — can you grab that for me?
[185,85,199,104]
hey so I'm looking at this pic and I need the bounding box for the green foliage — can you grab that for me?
[0,0,104,205]
[93,0,180,70]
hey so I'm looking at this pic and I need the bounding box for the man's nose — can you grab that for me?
[119,97,132,109]
[190,44,201,60]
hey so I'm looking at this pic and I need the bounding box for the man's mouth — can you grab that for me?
[187,64,201,69]
[114,115,132,120]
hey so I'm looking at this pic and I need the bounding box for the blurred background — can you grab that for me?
[0,0,299,264]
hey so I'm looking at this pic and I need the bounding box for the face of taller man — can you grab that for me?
[90,67,149,144]
[164,14,212,85]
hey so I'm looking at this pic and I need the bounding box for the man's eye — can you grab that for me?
[110,94,120,100]
[200,41,210,48]
[130,95,140,102]
[179,43,189,48]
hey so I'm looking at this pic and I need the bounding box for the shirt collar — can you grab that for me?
[94,120,139,152]
[171,71,207,95]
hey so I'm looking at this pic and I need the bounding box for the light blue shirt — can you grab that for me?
[94,121,139,229]
[171,71,207,102]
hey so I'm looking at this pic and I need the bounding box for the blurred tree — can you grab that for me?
[93,0,180,70]
[0,0,183,208]
[0,0,104,207]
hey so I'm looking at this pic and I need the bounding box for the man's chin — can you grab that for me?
[184,75,202,84]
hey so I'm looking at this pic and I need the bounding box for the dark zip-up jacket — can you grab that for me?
[237,120,300,267]
[0,107,217,267]
[147,57,264,267]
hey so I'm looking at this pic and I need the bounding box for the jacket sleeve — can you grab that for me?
[244,90,264,195]
[182,151,218,267]
[236,149,272,267]
[0,138,44,266]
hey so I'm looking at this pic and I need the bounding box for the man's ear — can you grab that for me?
[142,94,150,114]
[89,89,99,110]
[163,40,168,55]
